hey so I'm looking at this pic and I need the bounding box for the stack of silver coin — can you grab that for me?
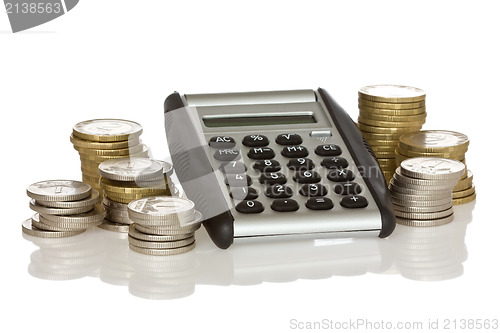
[388,157,465,227]
[127,196,202,256]
[24,180,104,238]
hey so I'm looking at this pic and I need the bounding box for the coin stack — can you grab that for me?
[127,196,202,256]
[71,119,149,196]
[389,157,465,227]
[357,85,427,183]
[97,158,174,233]
[396,130,475,205]
[24,180,104,238]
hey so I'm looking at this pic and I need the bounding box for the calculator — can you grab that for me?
[164,88,395,249]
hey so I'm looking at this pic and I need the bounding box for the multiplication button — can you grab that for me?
[236,200,264,214]
[214,148,240,161]
[340,196,368,208]
[305,197,334,210]
[209,136,236,148]
[271,199,299,212]
[242,135,269,147]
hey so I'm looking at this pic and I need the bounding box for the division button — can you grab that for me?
[225,174,252,187]
[242,134,269,147]
[259,172,287,185]
[305,197,334,210]
[209,136,236,148]
[220,161,247,174]
[281,145,309,158]
[265,184,293,198]
[253,159,281,172]
[299,184,328,197]
[275,133,303,145]
[333,182,362,195]
[327,168,355,182]
[271,199,299,212]
[230,187,258,200]
[236,200,264,214]
[315,144,342,156]
[247,147,275,160]
[293,170,321,184]
[214,148,240,161]
[287,158,315,171]
[321,157,349,169]
[340,195,368,209]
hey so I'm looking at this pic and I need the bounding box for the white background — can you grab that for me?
[1,1,499,332]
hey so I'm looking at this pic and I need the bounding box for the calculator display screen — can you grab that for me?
[202,113,316,128]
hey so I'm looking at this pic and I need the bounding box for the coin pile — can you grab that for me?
[396,130,475,205]
[24,180,104,238]
[357,85,427,183]
[98,158,175,233]
[71,119,149,196]
[389,157,465,227]
[127,196,202,256]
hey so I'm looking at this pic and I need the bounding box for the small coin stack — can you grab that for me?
[396,130,475,205]
[357,85,427,183]
[389,157,465,227]
[97,158,174,233]
[127,196,202,256]
[71,119,149,196]
[24,180,104,238]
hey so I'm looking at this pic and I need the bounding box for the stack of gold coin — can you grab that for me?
[71,119,149,196]
[97,158,175,233]
[357,85,427,183]
[24,180,104,238]
[127,196,202,256]
[396,130,475,205]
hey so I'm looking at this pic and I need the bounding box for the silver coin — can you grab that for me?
[127,196,195,221]
[395,214,454,227]
[22,218,85,238]
[98,157,164,182]
[29,199,95,216]
[400,157,465,180]
[35,189,100,209]
[391,197,452,207]
[98,219,129,233]
[392,203,453,213]
[394,207,454,220]
[129,242,196,256]
[128,224,194,242]
[128,235,195,249]
[27,180,92,202]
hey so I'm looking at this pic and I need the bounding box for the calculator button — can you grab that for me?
[247,147,275,160]
[287,158,315,171]
[220,161,247,174]
[333,182,362,195]
[305,197,334,210]
[321,157,349,169]
[299,184,328,197]
[259,172,287,185]
[209,136,236,148]
[281,145,309,158]
[275,134,303,145]
[230,187,258,200]
[225,174,252,187]
[315,144,342,156]
[214,149,240,161]
[236,200,264,214]
[271,199,299,212]
[327,168,355,182]
[340,195,368,209]
[242,135,269,147]
[253,159,281,172]
[265,184,293,198]
[293,170,321,184]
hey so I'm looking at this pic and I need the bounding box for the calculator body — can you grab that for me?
[164,88,395,249]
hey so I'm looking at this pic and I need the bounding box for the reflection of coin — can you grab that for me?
[22,218,84,238]
[27,180,92,202]
[73,119,143,142]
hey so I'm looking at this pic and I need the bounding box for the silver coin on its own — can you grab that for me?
[98,157,164,181]
[27,180,92,202]
[400,157,465,180]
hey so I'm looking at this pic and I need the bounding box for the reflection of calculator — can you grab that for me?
[164,88,395,249]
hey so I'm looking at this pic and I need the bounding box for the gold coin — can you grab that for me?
[358,85,426,103]
[359,105,426,115]
[398,130,469,154]
[454,170,473,191]
[70,134,141,149]
[73,119,143,142]
[359,110,427,122]
[396,145,466,160]
[358,98,425,110]
[453,192,476,205]
[361,132,403,140]
[74,144,145,156]
[357,123,421,134]
[452,185,476,199]
[358,116,425,128]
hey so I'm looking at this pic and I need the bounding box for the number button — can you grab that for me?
[220,161,247,174]
[327,168,355,182]
[299,184,328,197]
[321,157,349,169]
[265,184,293,198]
[281,145,309,158]
[242,135,269,147]
[340,195,368,208]
[315,144,342,156]
[287,158,315,171]
[333,182,362,195]
[253,159,281,172]
[275,134,303,145]
[271,199,299,212]
[259,172,287,185]
[230,187,258,200]
[225,174,252,187]
[236,200,264,214]
[214,149,240,161]
[293,170,321,184]
[247,147,275,160]
[306,197,334,210]
[209,136,236,148]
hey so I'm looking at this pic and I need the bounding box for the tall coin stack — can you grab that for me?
[388,158,465,227]
[71,119,149,196]
[396,130,475,205]
[97,157,174,233]
[24,180,104,238]
[357,85,427,183]
[127,196,202,256]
